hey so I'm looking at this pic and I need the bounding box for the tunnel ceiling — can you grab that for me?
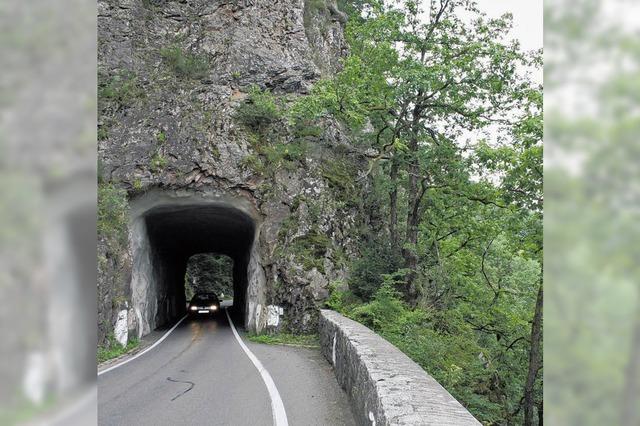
[144,204,256,261]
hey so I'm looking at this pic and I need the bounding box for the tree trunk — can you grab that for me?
[389,157,399,249]
[621,293,640,425]
[524,282,543,426]
[537,401,543,426]
[402,134,420,303]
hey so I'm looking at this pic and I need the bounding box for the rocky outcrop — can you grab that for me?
[319,310,481,426]
[98,0,359,343]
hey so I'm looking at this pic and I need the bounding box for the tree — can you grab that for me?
[291,1,542,423]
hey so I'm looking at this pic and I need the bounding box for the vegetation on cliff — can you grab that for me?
[293,1,543,424]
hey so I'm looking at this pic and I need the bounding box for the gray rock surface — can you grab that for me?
[319,309,481,426]
[98,0,361,343]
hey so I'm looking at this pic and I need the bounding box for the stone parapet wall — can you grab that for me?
[319,309,481,426]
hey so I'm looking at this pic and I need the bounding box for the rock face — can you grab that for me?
[98,0,360,344]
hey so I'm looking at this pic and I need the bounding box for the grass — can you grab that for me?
[98,183,129,245]
[98,70,144,108]
[247,332,319,348]
[290,231,332,272]
[0,395,57,426]
[97,334,140,364]
[156,130,167,143]
[150,152,168,172]
[160,46,209,80]
[235,85,282,132]
[98,126,108,141]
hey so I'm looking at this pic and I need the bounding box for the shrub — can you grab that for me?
[348,239,403,300]
[98,70,144,108]
[350,281,407,331]
[150,152,168,172]
[97,126,108,141]
[98,183,129,245]
[235,85,282,132]
[289,230,332,272]
[160,46,209,80]
[156,130,167,144]
[325,281,362,313]
[260,140,308,171]
[97,333,139,363]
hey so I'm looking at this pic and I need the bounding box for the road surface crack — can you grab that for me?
[166,377,195,401]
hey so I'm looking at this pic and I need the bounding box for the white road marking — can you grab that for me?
[225,308,289,426]
[98,314,188,376]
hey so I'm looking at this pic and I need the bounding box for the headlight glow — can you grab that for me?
[190,306,197,311]
[210,305,217,310]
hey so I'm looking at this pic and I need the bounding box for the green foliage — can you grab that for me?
[350,282,407,330]
[264,141,308,168]
[97,333,139,364]
[0,395,56,425]
[234,87,313,177]
[97,126,108,141]
[292,120,323,141]
[289,231,332,272]
[321,159,360,207]
[348,239,403,300]
[235,85,282,132]
[132,178,144,192]
[149,152,168,172]
[97,183,129,245]
[247,332,319,347]
[156,130,167,144]
[298,1,544,423]
[325,281,362,312]
[184,254,234,300]
[160,46,209,80]
[98,70,144,109]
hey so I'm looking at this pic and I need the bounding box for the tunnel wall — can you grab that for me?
[128,190,267,337]
[319,310,481,426]
[130,216,155,337]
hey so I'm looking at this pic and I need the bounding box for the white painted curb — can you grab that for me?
[98,314,188,376]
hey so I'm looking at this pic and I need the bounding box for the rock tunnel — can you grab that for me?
[129,192,267,337]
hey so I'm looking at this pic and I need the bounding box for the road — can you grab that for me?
[98,302,356,426]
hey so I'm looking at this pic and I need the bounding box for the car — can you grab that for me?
[188,292,221,316]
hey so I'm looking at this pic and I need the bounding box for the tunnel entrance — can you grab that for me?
[129,194,267,337]
[184,254,234,302]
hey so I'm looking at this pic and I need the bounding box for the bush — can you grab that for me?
[150,152,168,172]
[98,183,129,245]
[97,126,108,141]
[348,239,403,300]
[236,85,282,132]
[97,333,139,363]
[98,70,144,109]
[160,46,209,80]
[350,282,407,331]
[290,231,332,272]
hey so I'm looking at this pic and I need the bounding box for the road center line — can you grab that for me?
[98,314,188,376]
[225,308,289,426]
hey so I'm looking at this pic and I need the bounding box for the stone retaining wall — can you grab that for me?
[319,309,481,426]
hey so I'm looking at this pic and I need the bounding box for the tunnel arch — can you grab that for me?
[128,190,267,337]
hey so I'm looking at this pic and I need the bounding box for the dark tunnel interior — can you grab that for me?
[143,204,256,328]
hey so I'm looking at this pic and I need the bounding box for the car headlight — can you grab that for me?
[210,305,217,310]
[190,306,197,311]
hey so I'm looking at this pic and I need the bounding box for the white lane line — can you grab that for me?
[98,314,188,376]
[225,308,289,426]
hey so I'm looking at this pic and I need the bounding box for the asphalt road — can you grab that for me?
[98,303,356,426]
